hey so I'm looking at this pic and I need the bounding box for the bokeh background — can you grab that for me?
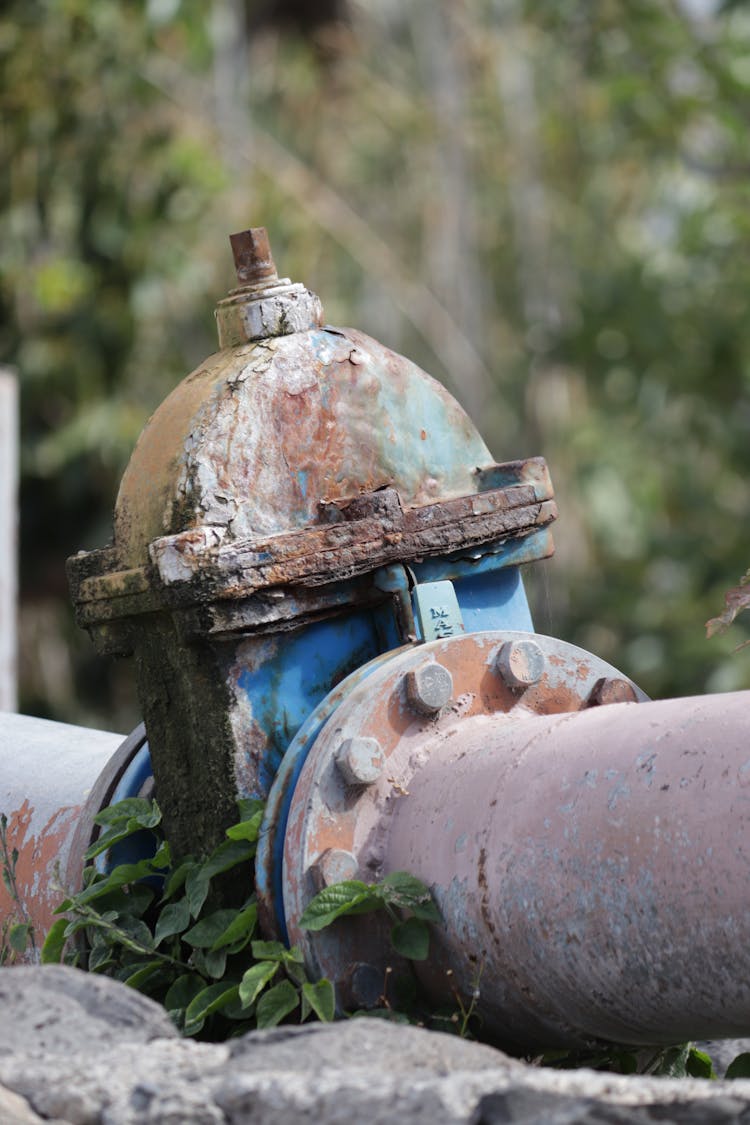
[2,0,749,734]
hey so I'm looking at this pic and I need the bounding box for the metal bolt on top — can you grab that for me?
[310,848,359,890]
[495,639,546,689]
[405,662,453,715]
[334,737,385,786]
[588,677,639,706]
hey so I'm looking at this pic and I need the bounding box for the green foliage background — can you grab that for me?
[2,0,749,730]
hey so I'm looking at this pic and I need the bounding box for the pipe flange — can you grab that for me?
[282,631,647,1004]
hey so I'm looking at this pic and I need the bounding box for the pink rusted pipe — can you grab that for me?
[384,690,750,1049]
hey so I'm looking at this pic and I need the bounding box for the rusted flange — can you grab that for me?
[281,631,647,1002]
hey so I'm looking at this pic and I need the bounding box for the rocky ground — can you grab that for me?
[1,965,750,1124]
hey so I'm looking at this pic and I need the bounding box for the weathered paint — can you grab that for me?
[282,632,750,1048]
[281,632,645,983]
[0,714,130,944]
[66,231,554,866]
[387,691,750,1049]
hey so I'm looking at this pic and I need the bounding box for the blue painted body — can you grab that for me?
[107,544,537,913]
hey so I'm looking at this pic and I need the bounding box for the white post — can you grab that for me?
[0,367,18,712]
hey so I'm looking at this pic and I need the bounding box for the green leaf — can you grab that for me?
[163,858,197,902]
[117,916,155,952]
[123,960,163,989]
[301,979,335,1022]
[256,979,299,1029]
[164,973,206,1013]
[381,872,440,921]
[225,810,263,842]
[236,798,264,822]
[726,1052,750,1079]
[298,881,381,931]
[209,901,257,952]
[185,868,210,919]
[70,851,170,909]
[88,942,116,972]
[8,922,32,953]
[85,813,162,860]
[184,909,239,949]
[686,1047,715,1079]
[250,939,292,962]
[203,948,228,979]
[93,798,159,827]
[239,960,279,1007]
[184,982,240,1031]
[154,898,191,946]
[185,838,253,918]
[41,917,68,963]
[649,1043,692,1078]
[390,916,430,960]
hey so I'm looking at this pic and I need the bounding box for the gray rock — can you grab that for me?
[0,1083,51,1125]
[0,964,177,1057]
[1,966,750,1124]
[227,1017,517,1074]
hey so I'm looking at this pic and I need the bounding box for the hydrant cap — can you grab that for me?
[112,327,493,569]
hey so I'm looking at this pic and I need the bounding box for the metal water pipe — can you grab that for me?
[5,226,746,1052]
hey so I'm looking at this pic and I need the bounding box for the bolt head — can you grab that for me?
[406,661,453,715]
[495,640,545,689]
[334,737,385,786]
[310,848,359,890]
[348,962,383,1009]
[588,677,638,706]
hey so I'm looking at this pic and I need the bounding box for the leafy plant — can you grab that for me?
[298,871,440,962]
[299,873,485,1036]
[0,812,36,964]
[538,1042,716,1080]
[42,796,334,1038]
[726,1053,750,1080]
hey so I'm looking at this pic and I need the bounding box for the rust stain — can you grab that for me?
[0,800,81,944]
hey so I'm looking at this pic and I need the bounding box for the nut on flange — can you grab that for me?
[405,662,453,715]
[334,737,385,786]
[588,677,639,706]
[310,848,359,890]
[495,639,546,689]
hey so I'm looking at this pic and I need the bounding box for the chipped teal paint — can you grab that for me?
[306,328,493,507]
[453,569,533,634]
[233,612,384,796]
[413,580,465,641]
[260,567,537,940]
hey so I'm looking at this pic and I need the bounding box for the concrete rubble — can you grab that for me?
[1,966,750,1124]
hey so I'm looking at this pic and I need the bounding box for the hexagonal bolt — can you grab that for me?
[495,639,546,690]
[348,962,384,1009]
[229,227,278,286]
[334,737,385,786]
[405,661,453,715]
[309,848,359,890]
[588,677,639,707]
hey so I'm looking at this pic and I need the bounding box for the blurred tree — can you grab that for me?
[1,0,748,731]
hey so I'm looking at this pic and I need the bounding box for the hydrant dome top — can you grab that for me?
[113,326,493,568]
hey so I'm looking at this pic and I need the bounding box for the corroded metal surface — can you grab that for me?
[71,463,555,630]
[68,318,555,633]
[389,691,750,1049]
[281,632,646,989]
[66,229,552,867]
[283,634,750,1048]
[0,715,134,944]
[229,228,278,286]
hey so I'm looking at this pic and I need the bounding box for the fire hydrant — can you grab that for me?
[3,228,749,1052]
